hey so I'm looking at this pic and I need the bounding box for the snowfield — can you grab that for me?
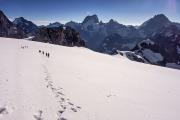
[0,37,180,120]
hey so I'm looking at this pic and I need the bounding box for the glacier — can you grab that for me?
[0,37,180,120]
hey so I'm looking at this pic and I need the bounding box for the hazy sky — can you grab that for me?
[0,0,179,25]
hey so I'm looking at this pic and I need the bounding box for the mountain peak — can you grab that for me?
[47,22,63,28]
[0,10,4,15]
[139,14,171,36]
[0,10,12,24]
[108,19,118,24]
[0,10,26,38]
[18,17,25,20]
[13,17,29,24]
[82,14,99,24]
[13,17,38,34]
[153,14,170,22]
[141,14,170,27]
[49,22,61,24]
[0,10,9,20]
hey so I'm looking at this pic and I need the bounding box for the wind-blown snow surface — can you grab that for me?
[0,37,180,120]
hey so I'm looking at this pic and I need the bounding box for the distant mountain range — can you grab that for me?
[117,15,180,69]
[0,10,180,69]
[0,10,25,38]
[66,15,143,50]
[0,10,85,47]
[63,14,180,69]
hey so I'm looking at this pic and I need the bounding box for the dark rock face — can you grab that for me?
[0,10,25,38]
[82,15,99,25]
[151,34,180,64]
[98,33,141,54]
[117,51,148,63]
[97,20,143,53]
[65,20,106,50]
[32,26,85,47]
[106,19,141,38]
[139,14,171,37]
[131,31,180,68]
[13,17,38,35]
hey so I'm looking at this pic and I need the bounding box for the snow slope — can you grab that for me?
[0,37,180,120]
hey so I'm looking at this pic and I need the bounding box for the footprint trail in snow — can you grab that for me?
[42,63,81,120]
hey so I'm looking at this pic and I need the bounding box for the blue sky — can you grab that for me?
[0,0,180,25]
